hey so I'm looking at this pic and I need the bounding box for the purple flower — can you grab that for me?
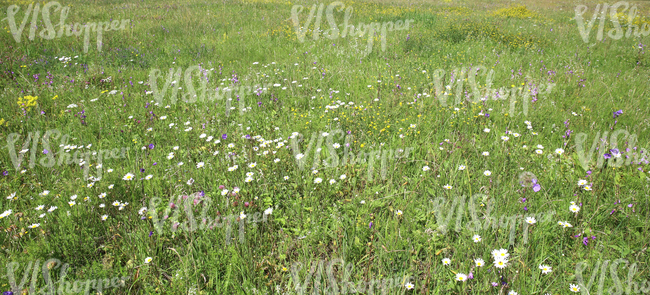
[149,231,154,237]
[491,282,498,287]
[43,149,48,154]
[4,291,15,295]
[2,171,7,176]
[468,272,473,279]
[628,204,633,207]
[153,162,157,166]
[521,198,527,203]
[222,134,227,140]
[591,236,596,240]
[140,168,145,173]
[369,221,373,229]
[149,144,155,149]
[604,153,611,159]
[485,113,490,118]
[524,206,528,211]
[583,237,589,246]
[613,109,623,118]
[532,179,541,192]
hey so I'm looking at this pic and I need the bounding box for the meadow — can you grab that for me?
[1,0,650,294]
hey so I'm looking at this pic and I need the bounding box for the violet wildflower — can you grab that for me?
[149,231,153,237]
[43,149,48,154]
[369,221,373,229]
[613,110,623,118]
[149,144,155,149]
[532,179,541,192]
[2,171,7,176]
[583,237,589,246]
[222,134,227,140]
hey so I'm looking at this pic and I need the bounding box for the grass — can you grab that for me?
[1,0,650,294]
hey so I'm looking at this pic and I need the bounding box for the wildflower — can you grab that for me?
[296,153,304,160]
[239,212,247,219]
[539,265,552,274]
[475,258,484,267]
[555,148,565,155]
[284,176,289,180]
[314,178,323,184]
[0,209,12,219]
[145,175,153,180]
[583,185,592,191]
[577,179,588,186]
[101,215,108,221]
[405,282,414,290]
[123,173,135,181]
[145,257,153,264]
[395,210,403,216]
[36,205,45,211]
[501,136,509,141]
[525,217,537,225]
[339,174,346,180]
[493,259,508,269]
[249,162,257,168]
[570,284,581,292]
[570,204,580,213]
[563,222,573,228]
[443,184,453,190]
[508,291,518,295]
[473,235,481,243]
[264,208,273,215]
[558,221,565,226]
[484,170,492,176]
[482,151,490,156]
[483,128,490,133]
[29,223,41,229]
[329,179,337,185]
[40,190,50,196]
[535,149,543,155]
[422,166,430,171]
[108,184,114,189]
[459,165,466,170]
[442,258,451,265]
[68,201,76,207]
[456,273,468,282]
[197,162,205,168]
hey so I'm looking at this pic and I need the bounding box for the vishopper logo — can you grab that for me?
[288,258,413,295]
[147,193,274,245]
[3,129,129,180]
[575,259,650,294]
[431,65,555,117]
[575,1,650,46]
[289,129,415,182]
[575,129,647,170]
[429,194,556,246]
[290,2,414,57]
[148,65,273,116]
[4,258,130,295]
[2,1,130,53]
